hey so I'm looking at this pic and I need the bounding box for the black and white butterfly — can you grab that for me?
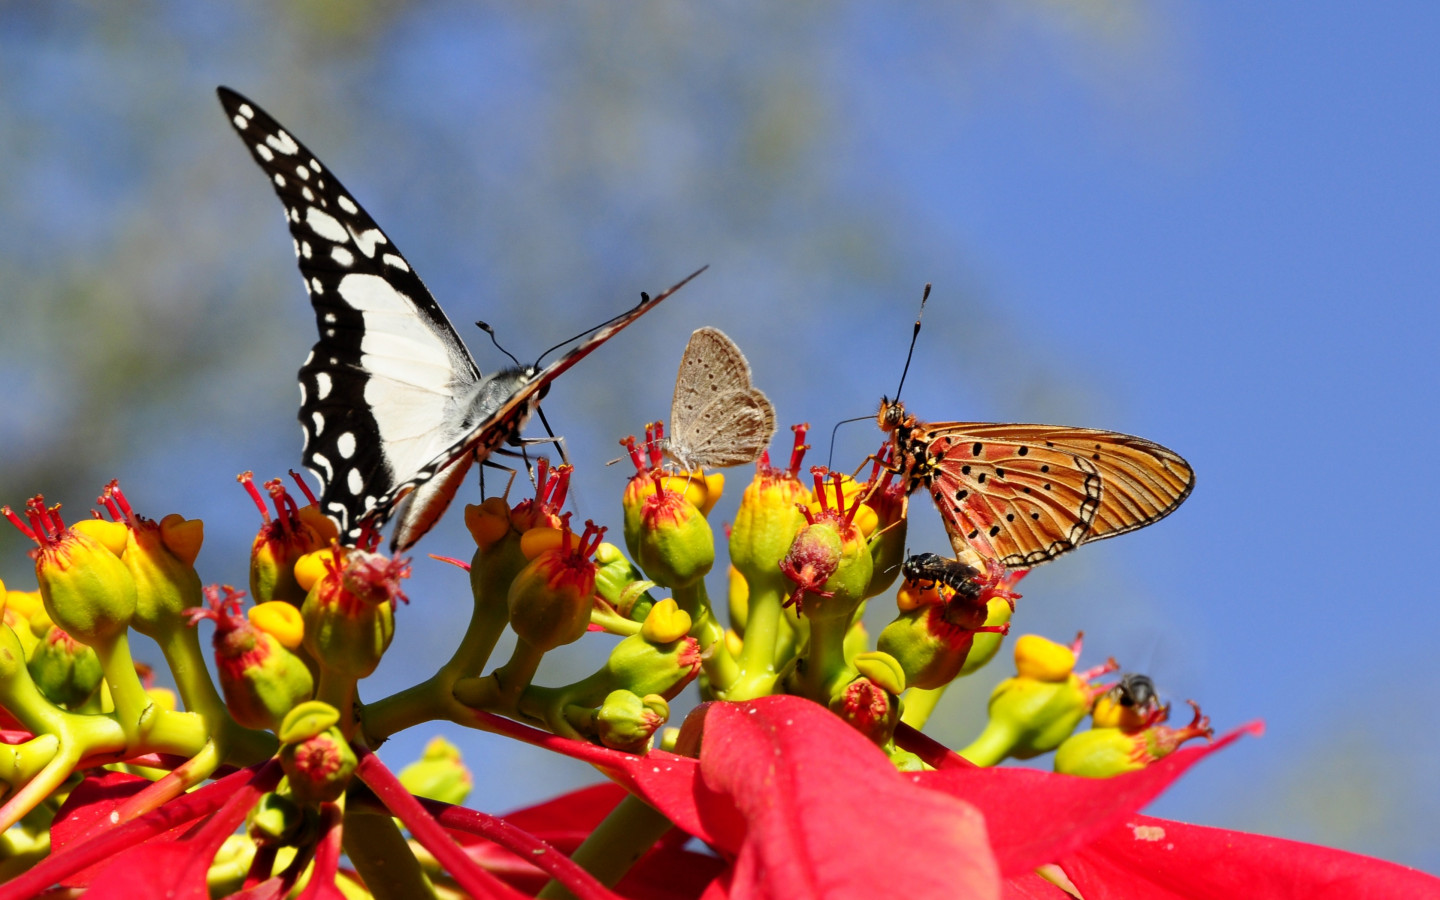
[218,87,699,551]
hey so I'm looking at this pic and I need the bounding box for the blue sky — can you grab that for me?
[1,1,1435,874]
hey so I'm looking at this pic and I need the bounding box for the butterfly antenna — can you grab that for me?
[475,321,523,367]
[893,282,932,402]
[534,292,653,366]
[826,414,877,469]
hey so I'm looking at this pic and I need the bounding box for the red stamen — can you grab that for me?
[238,472,271,523]
[534,457,551,505]
[787,424,811,475]
[550,465,572,509]
[2,506,37,543]
[620,435,647,472]
[265,479,299,538]
[107,481,136,524]
[289,470,319,506]
[427,554,472,572]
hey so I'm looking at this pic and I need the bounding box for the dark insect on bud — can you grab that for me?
[900,552,982,601]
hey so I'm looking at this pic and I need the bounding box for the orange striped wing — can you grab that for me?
[896,419,1194,568]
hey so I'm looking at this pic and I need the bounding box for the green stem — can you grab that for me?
[725,580,786,700]
[315,670,359,737]
[344,796,436,900]
[91,632,149,748]
[900,686,947,731]
[154,624,276,765]
[537,794,674,898]
[490,638,546,713]
[673,579,737,693]
[956,721,1017,767]
[795,614,853,703]
[360,586,511,744]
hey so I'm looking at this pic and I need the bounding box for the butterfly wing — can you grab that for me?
[668,327,775,469]
[671,388,776,469]
[219,87,484,540]
[380,268,706,551]
[909,421,1194,568]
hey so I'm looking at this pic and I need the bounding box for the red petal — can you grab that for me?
[700,696,999,900]
[917,724,1262,875]
[1058,814,1440,899]
[51,772,154,856]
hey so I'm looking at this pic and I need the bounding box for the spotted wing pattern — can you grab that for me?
[666,327,775,469]
[888,407,1194,568]
[220,86,694,550]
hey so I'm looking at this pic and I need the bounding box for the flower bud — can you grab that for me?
[593,542,658,623]
[959,634,1095,765]
[301,549,404,680]
[248,791,307,845]
[1,604,40,662]
[96,484,206,639]
[27,625,103,707]
[623,474,714,590]
[1055,701,1214,778]
[241,474,336,605]
[508,521,603,652]
[190,586,314,731]
[877,566,1014,690]
[398,736,473,805]
[604,616,703,701]
[594,690,669,753]
[829,675,899,746]
[729,428,812,599]
[279,726,356,805]
[4,590,51,642]
[780,496,873,623]
[8,498,137,646]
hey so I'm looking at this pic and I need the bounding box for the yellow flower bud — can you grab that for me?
[641,598,692,644]
[249,601,304,649]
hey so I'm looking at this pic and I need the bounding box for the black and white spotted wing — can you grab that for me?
[218,87,698,551]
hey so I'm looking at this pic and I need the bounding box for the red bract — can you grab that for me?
[477,696,1440,900]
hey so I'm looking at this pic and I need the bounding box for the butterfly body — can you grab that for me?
[879,399,1193,569]
[221,87,696,550]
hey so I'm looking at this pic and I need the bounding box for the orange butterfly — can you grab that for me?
[878,399,1194,569]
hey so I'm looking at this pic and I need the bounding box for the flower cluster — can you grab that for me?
[0,405,1433,898]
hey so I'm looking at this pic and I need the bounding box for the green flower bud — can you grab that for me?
[398,736,473,806]
[465,498,528,618]
[594,690,669,753]
[1055,702,1214,778]
[120,501,206,639]
[603,617,703,701]
[829,676,899,747]
[959,635,1091,765]
[240,474,337,606]
[593,542,658,622]
[878,597,1012,690]
[780,518,872,623]
[729,445,811,600]
[27,625,103,707]
[189,586,314,731]
[248,791,307,845]
[279,725,356,805]
[622,475,714,590]
[1,606,39,663]
[299,549,403,680]
[11,498,137,646]
[207,834,256,897]
[507,521,604,653]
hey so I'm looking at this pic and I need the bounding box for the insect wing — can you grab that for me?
[219,87,483,540]
[914,421,1193,568]
[668,327,775,468]
[377,268,706,551]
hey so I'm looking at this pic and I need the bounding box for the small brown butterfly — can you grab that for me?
[878,400,1195,569]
